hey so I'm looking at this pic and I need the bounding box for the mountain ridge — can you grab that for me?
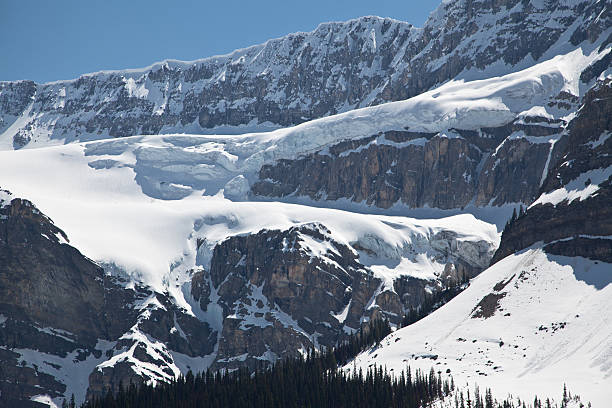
[1,0,609,147]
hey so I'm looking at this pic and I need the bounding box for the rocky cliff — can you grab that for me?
[492,78,612,264]
[252,119,566,209]
[0,0,608,148]
[191,222,494,372]
[0,191,216,405]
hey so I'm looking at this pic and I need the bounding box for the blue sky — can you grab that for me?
[1,0,441,83]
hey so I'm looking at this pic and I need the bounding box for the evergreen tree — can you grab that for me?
[485,388,494,408]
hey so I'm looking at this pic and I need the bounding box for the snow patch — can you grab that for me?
[531,166,612,207]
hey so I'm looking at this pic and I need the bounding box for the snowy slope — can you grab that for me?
[0,40,606,315]
[0,45,598,293]
[0,0,608,148]
[1,42,607,152]
[0,138,498,301]
[345,248,612,406]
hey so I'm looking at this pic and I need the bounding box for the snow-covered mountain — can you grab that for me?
[346,76,612,407]
[0,0,609,147]
[0,0,610,406]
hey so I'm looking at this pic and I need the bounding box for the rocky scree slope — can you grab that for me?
[0,0,609,147]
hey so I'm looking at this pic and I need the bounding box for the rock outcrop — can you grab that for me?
[190,223,495,371]
[0,191,216,405]
[252,120,563,209]
[492,79,612,264]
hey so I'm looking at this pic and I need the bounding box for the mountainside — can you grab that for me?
[347,77,612,407]
[0,191,219,406]
[0,0,611,406]
[0,0,609,148]
[0,186,497,406]
[493,77,612,263]
[347,248,611,407]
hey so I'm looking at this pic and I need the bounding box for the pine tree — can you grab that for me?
[485,388,494,408]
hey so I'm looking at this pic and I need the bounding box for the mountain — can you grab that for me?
[0,0,610,406]
[345,76,612,407]
[346,249,611,406]
[0,183,497,406]
[0,0,609,148]
[0,190,218,405]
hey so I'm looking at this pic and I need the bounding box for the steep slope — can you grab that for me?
[0,191,217,406]
[346,78,612,407]
[346,249,611,406]
[0,0,609,148]
[493,77,612,263]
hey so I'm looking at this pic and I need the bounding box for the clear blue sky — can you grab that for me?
[1,0,441,83]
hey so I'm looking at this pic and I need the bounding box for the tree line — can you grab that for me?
[78,275,586,408]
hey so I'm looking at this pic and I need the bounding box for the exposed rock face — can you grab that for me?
[492,79,612,264]
[0,191,216,405]
[189,223,495,371]
[0,0,607,147]
[0,193,127,404]
[0,198,117,343]
[252,121,562,208]
[194,224,378,371]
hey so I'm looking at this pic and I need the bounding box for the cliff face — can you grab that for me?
[0,0,607,148]
[0,192,216,405]
[492,79,612,264]
[252,120,564,209]
[191,223,494,372]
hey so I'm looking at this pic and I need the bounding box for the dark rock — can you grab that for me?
[493,79,612,264]
[253,124,561,209]
[0,193,216,405]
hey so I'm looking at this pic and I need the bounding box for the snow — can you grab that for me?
[223,174,250,200]
[537,133,563,187]
[345,249,612,407]
[0,135,499,308]
[586,131,611,149]
[15,340,116,407]
[31,395,59,408]
[1,42,605,152]
[530,165,612,207]
[96,326,193,389]
[337,134,428,157]
[331,300,351,324]
[0,188,13,208]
